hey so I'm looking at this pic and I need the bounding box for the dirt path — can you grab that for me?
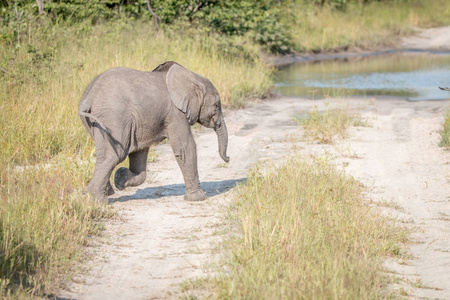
[336,99,450,298]
[401,26,450,51]
[60,27,450,299]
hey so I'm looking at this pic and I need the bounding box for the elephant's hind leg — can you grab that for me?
[114,148,149,190]
[87,149,122,203]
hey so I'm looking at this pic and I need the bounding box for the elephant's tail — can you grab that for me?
[79,106,116,148]
[79,110,108,132]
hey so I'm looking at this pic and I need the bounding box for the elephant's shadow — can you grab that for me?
[111,178,246,203]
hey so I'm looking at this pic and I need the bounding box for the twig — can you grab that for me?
[146,0,161,30]
[189,0,202,13]
[36,0,44,15]
[14,7,23,22]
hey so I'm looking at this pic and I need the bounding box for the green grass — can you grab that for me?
[440,110,450,148]
[184,155,407,299]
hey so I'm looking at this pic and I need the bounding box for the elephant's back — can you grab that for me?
[87,67,169,151]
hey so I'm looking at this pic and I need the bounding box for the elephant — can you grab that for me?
[79,61,229,203]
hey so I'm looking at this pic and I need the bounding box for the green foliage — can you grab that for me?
[0,0,292,53]
[198,1,292,53]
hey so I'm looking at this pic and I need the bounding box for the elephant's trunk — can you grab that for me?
[214,115,229,163]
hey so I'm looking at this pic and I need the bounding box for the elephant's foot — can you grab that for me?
[85,188,110,204]
[95,193,109,204]
[184,189,207,201]
[85,183,112,204]
[114,167,146,190]
[114,167,131,190]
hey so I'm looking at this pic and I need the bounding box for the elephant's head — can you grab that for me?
[165,63,230,163]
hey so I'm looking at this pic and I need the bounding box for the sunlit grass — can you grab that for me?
[186,155,407,298]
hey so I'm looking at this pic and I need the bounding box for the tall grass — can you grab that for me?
[282,0,450,52]
[203,156,406,299]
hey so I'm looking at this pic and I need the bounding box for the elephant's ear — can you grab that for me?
[166,64,205,125]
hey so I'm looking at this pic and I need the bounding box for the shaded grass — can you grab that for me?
[200,155,407,299]
[439,110,450,148]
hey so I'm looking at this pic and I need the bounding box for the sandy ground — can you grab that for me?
[401,26,450,51]
[59,27,450,299]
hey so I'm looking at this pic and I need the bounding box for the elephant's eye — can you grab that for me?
[214,103,220,111]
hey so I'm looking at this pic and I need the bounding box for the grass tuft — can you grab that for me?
[294,102,362,144]
[203,155,407,299]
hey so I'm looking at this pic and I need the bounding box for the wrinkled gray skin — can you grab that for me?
[79,61,229,203]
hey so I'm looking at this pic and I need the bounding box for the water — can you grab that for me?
[274,52,450,101]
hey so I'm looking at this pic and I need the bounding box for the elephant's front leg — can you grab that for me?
[114,148,149,190]
[168,126,206,201]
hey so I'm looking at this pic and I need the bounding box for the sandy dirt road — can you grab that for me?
[60,27,450,299]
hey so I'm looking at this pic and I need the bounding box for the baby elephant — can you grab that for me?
[79,61,229,203]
